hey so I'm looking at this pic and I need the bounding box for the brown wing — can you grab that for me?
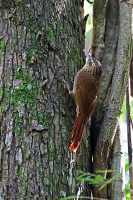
[75,70,101,124]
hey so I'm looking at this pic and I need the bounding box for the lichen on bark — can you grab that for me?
[0,0,90,199]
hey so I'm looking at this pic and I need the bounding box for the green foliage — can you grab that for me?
[125,181,130,200]
[125,158,129,173]
[77,170,120,190]
[119,96,133,123]
[60,170,121,200]
[59,196,77,200]
[124,158,131,199]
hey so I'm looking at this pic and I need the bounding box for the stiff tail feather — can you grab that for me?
[69,114,85,151]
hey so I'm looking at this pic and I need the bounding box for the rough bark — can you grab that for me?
[0,0,90,199]
[91,0,132,198]
[91,0,108,61]
[108,124,125,200]
[91,0,119,155]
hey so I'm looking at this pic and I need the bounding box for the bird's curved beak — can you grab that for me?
[83,49,91,59]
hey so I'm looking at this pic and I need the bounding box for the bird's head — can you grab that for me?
[83,49,103,77]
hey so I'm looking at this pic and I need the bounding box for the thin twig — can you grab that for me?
[86,0,94,4]
[77,197,110,200]
[126,76,133,199]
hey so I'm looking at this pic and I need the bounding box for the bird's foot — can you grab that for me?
[70,151,77,168]
[55,74,72,95]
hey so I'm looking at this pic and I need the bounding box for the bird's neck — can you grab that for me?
[82,61,95,73]
[82,60,102,77]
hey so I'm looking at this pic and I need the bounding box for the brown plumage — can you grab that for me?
[66,50,102,151]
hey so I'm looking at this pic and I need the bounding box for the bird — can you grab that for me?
[65,49,103,151]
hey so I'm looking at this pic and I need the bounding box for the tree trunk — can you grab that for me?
[91,0,132,198]
[0,0,91,199]
[108,124,125,199]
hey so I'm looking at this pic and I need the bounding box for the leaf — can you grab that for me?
[76,174,89,181]
[58,195,77,200]
[99,173,121,190]
[125,162,129,172]
[95,175,104,182]
[125,158,129,164]
[125,158,129,172]
[76,171,93,181]
[96,169,119,173]
[84,178,99,184]
[125,181,130,199]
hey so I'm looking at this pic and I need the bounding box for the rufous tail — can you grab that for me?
[69,114,85,151]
